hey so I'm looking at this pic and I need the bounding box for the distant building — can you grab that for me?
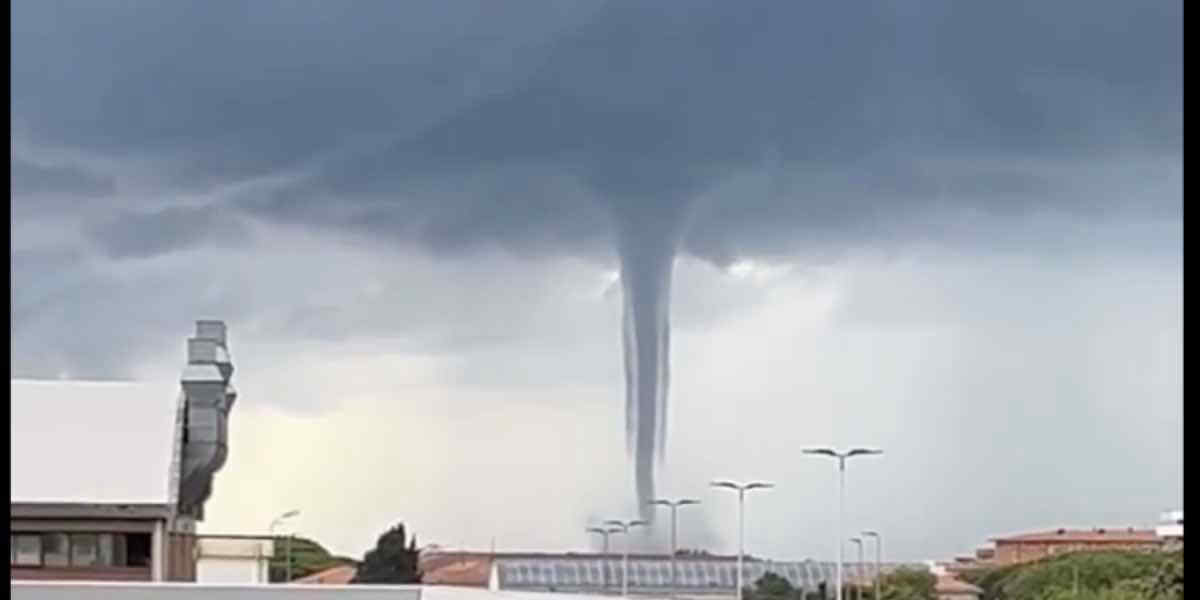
[1155,510,1182,550]
[194,535,275,584]
[421,551,494,587]
[294,564,358,584]
[989,528,1162,565]
[935,576,983,600]
[419,550,925,598]
[10,321,238,582]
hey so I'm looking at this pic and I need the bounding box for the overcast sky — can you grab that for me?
[11,1,1180,562]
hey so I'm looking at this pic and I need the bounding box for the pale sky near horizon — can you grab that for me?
[12,1,1181,562]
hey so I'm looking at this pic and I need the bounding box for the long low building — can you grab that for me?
[421,551,925,597]
[988,528,1164,565]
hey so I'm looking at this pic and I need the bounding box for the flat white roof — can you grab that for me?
[197,537,275,558]
[11,379,182,505]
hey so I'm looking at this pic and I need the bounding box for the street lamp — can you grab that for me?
[649,498,701,599]
[803,448,882,600]
[848,538,864,600]
[269,510,301,583]
[604,519,648,598]
[710,480,775,600]
[588,526,622,592]
[861,531,881,600]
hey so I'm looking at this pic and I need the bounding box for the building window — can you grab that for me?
[14,535,41,566]
[69,534,99,566]
[126,533,152,567]
[11,532,147,569]
[42,533,70,567]
[98,534,128,568]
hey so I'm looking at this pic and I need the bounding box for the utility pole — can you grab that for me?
[650,498,701,599]
[849,538,864,600]
[803,448,882,600]
[710,480,775,600]
[604,519,648,598]
[588,526,622,593]
[268,510,300,584]
[861,532,881,600]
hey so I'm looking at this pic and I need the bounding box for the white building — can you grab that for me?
[10,321,238,582]
[195,536,275,584]
[1156,510,1183,547]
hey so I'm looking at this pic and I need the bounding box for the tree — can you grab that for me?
[351,522,422,584]
[744,571,829,600]
[960,550,1182,600]
[747,571,799,600]
[268,535,357,583]
[744,572,799,600]
[878,567,936,600]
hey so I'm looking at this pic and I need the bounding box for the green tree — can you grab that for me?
[746,571,800,600]
[960,551,1182,600]
[351,522,422,584]
[878,567,936,600]
[744,571,847,600]
[1145,552,1183,600]
[268,536,357,583]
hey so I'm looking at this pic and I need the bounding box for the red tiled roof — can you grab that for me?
[991,529,1160,544]
[294,564,357,584]
[936,576,983,595]
[421,556,493,587]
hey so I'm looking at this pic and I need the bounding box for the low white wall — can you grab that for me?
[11,582,422,600]
[195,538,274,584]
[197,558,270,584]
[11,583,623,600]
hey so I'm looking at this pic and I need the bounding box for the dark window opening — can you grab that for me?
[42,533,69,566]
[126,533,152,567]
[9,531,151,568]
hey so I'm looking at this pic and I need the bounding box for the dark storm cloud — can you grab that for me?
[11,0,600,186]
[85,205,253,259]
[12,0,1181,511]
[10,243,256,380]
[11,158,115,198]
[9,1,1181,557]
[11,0,1181,260]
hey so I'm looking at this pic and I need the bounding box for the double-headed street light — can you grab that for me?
[848,537,864,600]
[268,509,301,583]
[710,480,774,600]
[649,498,701,599]
[861,531,882,600]
[803,448,882,600]
[604,519,648,598]
[587,526,622,592]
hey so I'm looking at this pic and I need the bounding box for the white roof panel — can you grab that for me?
[11,379,182,504]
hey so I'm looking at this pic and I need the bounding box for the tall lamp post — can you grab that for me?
[803,448,882,600]
[604,519,648,598]
[710,480,775,600]
[588,526,622,592]
[269,510,300,583]
[649,498,701,599]
[848,537,864,600]
[861,531,881,600]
